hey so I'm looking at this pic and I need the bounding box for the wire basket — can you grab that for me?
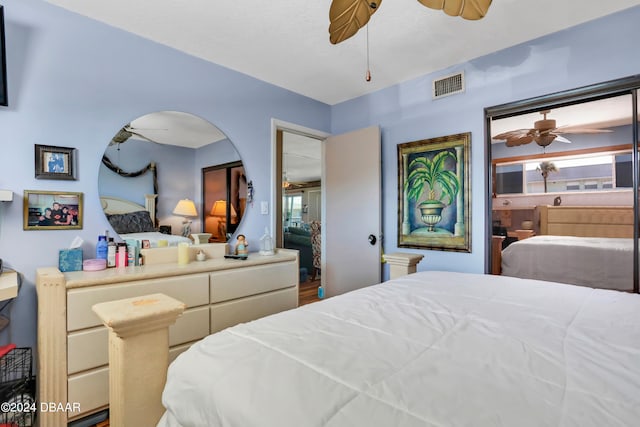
[0,348,36,427]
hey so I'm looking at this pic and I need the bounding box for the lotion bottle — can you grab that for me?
[96,235,108,260]
[116,243,128,267]
[107,237,116,268]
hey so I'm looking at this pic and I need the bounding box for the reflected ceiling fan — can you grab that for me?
[329,0,492,44]
[493,110,613,148]
[109,123,167,146]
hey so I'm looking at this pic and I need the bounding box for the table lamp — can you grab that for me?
[173,199,198,237]
[210,200,237,240]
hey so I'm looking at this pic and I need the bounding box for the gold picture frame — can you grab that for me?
[23,190,83,230]
[398,132,471,252]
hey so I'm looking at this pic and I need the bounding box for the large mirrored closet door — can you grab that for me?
[486,76,640,293]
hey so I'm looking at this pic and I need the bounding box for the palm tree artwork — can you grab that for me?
[536,161,558,193]
[405,150,459,232]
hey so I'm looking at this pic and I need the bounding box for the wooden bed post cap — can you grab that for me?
[383,252,424,267]
[92,293,185,338]
[383,252,425,279]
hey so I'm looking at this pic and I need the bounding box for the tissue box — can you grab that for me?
[59,248,83,272]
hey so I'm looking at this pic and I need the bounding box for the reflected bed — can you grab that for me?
[101,195,192,247]
[494,205,635,291]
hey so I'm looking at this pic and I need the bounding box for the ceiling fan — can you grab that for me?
[493,110,613,148]
[109,123,167,145]
[329,0,492,44]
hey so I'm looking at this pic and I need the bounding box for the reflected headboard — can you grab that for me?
[100,194,157,225]
[538,205,634,238]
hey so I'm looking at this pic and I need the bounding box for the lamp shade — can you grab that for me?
[210,200,237,218]
[173,199,198,217]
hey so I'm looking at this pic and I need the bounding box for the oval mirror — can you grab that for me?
[98,111,246,246]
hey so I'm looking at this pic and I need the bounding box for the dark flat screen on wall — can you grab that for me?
[0,5,7,106]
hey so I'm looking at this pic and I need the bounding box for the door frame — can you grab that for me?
[270,119,329,249]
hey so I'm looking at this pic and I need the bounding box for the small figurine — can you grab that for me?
[235,234,249,256]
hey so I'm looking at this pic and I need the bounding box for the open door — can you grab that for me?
[323,126,381,297]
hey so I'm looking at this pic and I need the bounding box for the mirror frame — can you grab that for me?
[484,75,640,292]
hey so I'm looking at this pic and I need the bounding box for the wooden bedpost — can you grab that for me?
[92,293,185,427]
[383,252,425,279]
[36,267,68,427]
[491,236,505,275]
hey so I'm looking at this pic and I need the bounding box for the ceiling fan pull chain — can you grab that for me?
[365,24,372,82]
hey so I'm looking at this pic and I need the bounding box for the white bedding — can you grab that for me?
[501,235,633,291]
[119,231,192,247]
[160,271,640,427]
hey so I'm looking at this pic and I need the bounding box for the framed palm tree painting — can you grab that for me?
[398,132,471,252]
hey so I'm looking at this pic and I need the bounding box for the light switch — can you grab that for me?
[260,201,269,215]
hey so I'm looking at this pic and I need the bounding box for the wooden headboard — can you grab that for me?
[101,194,158,225]
[538,205,634,238]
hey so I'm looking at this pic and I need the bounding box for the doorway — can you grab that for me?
[271,120,329,286]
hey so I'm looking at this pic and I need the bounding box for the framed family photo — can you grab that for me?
[397,132,471,252]
[23,190,83,230]
[35,144,77,180]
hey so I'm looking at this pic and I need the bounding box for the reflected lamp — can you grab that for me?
[173,199,198,237]
[210,200,237,240]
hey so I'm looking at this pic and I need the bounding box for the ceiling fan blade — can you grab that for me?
[417,0,492,20]
[505,135,534,147]
[329,0,382,44]
[552,135,572,144]
[110,126,134,145]
[552,126,613,135]
[493,129,533,140]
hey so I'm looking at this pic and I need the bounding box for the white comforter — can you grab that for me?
[160,271,640,427]
[501,235,633,291]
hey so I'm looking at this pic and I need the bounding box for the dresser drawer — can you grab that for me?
[68,366,109,418]
[67,306,209,374]
[67,273,209,331]
[210,286,298,333]
[210,261,296,303]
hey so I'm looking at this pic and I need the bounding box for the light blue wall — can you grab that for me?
[1,0,639,351]
[0,0,330,349]
[332,6,640,275]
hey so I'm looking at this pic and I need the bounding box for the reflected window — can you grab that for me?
[283,195,302,228]
[496,150,632,195]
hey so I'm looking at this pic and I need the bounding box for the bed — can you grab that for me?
[101,195,192,247]
[155,271,640,427]
[494,205,635,291]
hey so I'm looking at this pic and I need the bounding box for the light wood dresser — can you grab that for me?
[36,247,299,426]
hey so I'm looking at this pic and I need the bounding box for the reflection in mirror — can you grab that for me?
[203,161,246,242]
[98,111,245,246]
[488,91,638,292]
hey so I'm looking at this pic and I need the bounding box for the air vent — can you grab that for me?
[432,72,464,99]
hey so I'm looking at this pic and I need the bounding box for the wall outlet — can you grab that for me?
[260,201,268,215]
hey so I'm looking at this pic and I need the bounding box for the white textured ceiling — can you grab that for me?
[44,0,640,105]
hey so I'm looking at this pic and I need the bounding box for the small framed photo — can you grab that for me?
[142,239,151,249]
[35,144,77,180]
[24,190,83,230]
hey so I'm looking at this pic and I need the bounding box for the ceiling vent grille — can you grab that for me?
[432,72,464,99]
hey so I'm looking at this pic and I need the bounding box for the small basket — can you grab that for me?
[0,348,36,427]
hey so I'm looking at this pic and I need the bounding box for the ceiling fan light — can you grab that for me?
[535,134,556,147]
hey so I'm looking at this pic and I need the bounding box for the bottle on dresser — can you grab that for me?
[107,238,116,268]
[96,235,108,260]
[116,243,128,267]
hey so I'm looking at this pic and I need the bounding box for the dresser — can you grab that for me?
[36,247,298,426]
